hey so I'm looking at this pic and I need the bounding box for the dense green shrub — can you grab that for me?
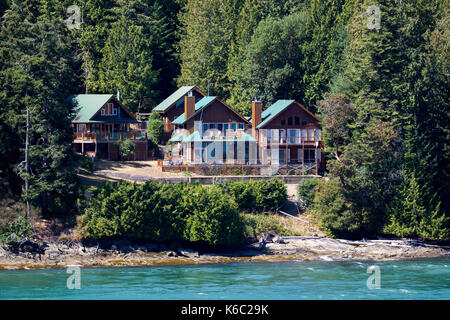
[0,216,33,243]
[185,185,243,246]
[147,113,164,144]
[312,179,374,239]
[219,179,287,213]
[241,214,288,240]
[78,154,94,173]
[81,181,151,239]
[115,139,135,159]
[80,181,243,246]
[297,178,320,207]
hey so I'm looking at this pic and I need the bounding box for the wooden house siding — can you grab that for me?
[182,99,251,133]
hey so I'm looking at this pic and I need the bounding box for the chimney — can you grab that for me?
[252,97,262,138]
[184,91,195,120]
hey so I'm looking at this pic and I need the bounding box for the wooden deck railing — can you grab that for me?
[73,131,147,142]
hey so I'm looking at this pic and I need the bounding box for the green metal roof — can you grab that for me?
[168,133,186,142]
[257,100,295,128]
[172,96,217,125]
[69,94,114,123]
[68,94,139,123]
[153,86,196,112]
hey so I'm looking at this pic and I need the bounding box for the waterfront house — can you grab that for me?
[162,87,324,174]
[168,93,255,164]
[250,99,325,172]
[148,86,205,142]
[69,94,148,160]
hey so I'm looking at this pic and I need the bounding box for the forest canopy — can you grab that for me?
[0,0,448,239]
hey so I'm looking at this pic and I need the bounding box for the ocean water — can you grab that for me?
[0,258,449,300]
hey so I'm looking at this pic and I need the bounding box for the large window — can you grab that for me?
[308,129,314,141]
[304,149,316,163]
[301,129,307,141]
[288,129,300,144]
[280,129,286,143]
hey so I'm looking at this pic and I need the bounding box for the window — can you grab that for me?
[209,123,216,130]
[302,120,307,126]
[107,103,114,115]
[279,149,286,164]
[203,123,208,132]
[288,129,300,144]
[309,129,314,141]
[223,123,229,133]
[316,129,321,141]
[238,123,244,130]
[217,123,223,131]
[101,108,105,116]
[288,117,293,126]
[112,107,118,116]
[301,129,307,141]
[280,129,286,143]
[298,149,303,163]
[230,123,237,131]
[281,119,286,126]
[304,149,316,163]
[295,117,300,125]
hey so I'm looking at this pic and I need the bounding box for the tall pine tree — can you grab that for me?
[0,0,81,215]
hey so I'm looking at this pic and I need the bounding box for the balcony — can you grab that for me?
[73,131,147,142]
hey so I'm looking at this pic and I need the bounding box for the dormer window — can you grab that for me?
[112,106,118,116]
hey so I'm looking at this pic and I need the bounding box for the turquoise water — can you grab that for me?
[0,258,449,300]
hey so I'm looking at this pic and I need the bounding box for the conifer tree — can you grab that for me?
[0,0,80,215]
[177,0,242,99]
[231,12,308,116]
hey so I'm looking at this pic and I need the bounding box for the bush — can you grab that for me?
[297,178,320,208]
[241,214,289,240]
[185,185,243,246]
[311,179,374,239]
[80,181,244,246]
[115,139,135,159]
[147,113,163,144]
[0,216,33,243]
[78,154,94,172]
[219,179,287,213]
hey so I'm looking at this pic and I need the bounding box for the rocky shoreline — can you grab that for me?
[0,236,449,270]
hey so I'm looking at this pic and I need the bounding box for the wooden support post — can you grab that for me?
[315,145,318,175]
[302,143,305,172]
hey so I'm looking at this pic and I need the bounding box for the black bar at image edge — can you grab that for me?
[0,300,447,318]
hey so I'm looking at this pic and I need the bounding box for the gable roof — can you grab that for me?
[256,100,320,128]
[257,100,295,128]
[68,94,138,123]
[172,96,217,125]
[153,86,200,113]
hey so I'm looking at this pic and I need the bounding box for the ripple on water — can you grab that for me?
[0,258,449,300]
